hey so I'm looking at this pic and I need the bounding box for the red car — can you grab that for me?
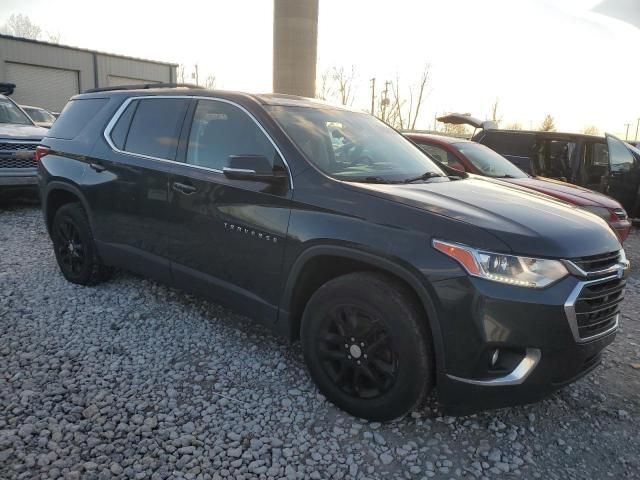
[405,133,632,242]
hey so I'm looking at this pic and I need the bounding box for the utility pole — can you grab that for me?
[381,81,391,122]
[636,118,639,141]
[193,64,199,86]
[624,123,631,140]
[370,78,376,115]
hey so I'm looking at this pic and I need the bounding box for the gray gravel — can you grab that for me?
[1,200,639,480]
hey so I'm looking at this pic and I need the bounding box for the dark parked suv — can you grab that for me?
[39,86,629,420]
[472,129,640,218]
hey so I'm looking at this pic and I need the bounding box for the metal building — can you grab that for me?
[0,34,177,112]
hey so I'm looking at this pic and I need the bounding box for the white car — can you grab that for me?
[21,105,57,129]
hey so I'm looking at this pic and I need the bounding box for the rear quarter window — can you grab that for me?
[480,132,534,157]
[47,98,109,139]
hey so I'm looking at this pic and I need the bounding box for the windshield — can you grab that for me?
[24,107,55,123]
[0,97,33,125]
[268,106,445,183]
[454,142,527,178]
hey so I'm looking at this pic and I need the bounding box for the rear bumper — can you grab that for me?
[0,168,38,187]
[431,274,621,415]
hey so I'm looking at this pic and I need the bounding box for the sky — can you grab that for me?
[1,0,639,138]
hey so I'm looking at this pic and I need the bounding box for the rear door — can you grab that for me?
[605,134,640,214]
[86,96,190,283]
[168,98,292,324]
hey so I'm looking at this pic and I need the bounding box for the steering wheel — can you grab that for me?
[352,155,375,166]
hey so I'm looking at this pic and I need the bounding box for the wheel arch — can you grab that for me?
[279,245,446,373]
[43,182,93,234]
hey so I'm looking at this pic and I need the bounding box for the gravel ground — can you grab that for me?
[1,199,639,480]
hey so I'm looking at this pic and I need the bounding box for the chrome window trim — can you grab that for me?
[446,348,541,386]
[564,274,621,343]
[102,95,293,188]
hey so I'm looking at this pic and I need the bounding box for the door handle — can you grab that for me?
[172,182,197,195]
[89,162,106,172]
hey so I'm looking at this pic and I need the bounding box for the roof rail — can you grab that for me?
[84,83,204,94]
[0,83,16,96]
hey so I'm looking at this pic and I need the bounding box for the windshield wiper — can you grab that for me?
[401,172,446,184]
[345,176,396,184]
[495,174,516,178]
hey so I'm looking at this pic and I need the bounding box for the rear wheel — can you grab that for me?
[301,272,434,420]
[51,203,112,285]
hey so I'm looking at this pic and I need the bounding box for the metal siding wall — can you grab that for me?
[96,56,173,88]
[5,63,79,111]
[0,37,94,91]
[0,37,176,109]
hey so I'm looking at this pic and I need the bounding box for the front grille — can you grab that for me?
[574,277,625,340]
[0,142,38,169]
[0,157,37,168]
[613,208,627,220]
[570,251,620,273]
[0,142,37,152]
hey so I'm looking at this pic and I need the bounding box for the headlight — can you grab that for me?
[433,239,569,288]
[580,206,611,222]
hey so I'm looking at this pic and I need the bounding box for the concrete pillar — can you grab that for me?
[273,0,319,98]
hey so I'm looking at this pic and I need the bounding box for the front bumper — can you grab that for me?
[0,168,38,187]
[431,273,623,415]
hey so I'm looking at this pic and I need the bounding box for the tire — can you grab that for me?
[301,271,434,421]
[51,203,113,286]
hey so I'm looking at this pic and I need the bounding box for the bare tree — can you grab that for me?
[581,125,600,135]
[490,98,502,127]
[332,66,356,106]
[45,31,61,43]
[2,13,42,40]
[442,123,470,137]
[539,114,556,132]
[177,65,186,84]
[315,69,332,101]
[504,121,523,130]
[381,64,431,130]
[204,74,217,90]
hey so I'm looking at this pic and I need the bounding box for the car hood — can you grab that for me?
[351,178,620,258]
[0,123,47,140]
[500,176,622,209]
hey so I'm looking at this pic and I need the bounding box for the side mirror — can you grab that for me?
[223,155,288,184]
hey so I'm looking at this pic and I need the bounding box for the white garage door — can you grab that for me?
[108,75,160,87]
[6,62,79,112]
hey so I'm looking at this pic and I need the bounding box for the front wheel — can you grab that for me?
[301,272,434,420]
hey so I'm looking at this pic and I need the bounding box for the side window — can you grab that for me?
[186,100,279,171]
[607,136,635,173]
[122,98,189,160]
[482,133,533,157]
[110,101,137,150]
[418,144,451,165]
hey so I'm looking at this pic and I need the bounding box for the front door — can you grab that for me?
[168,98,292,324]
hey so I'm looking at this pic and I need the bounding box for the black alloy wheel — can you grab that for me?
[301,271,434,421]
[318,304,397,399]
[54,218,86,276]
[51,203,113,285]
